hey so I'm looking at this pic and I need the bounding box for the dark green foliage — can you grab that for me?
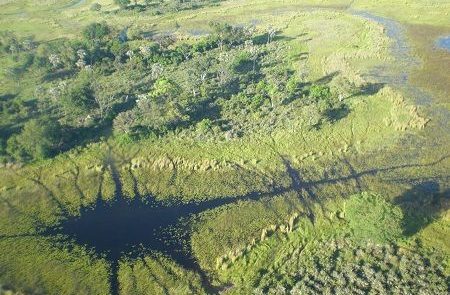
[6,118,62,161]
[83,22,111,42]
[232,52,253,73]
[196,118,213,134]
[309,84,332,100]
[0,21,345,161]
[255,240,448,295]
[61,77,97,115]
[345,193,404,242]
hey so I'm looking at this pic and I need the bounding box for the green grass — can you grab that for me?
[0,236,110,295]
[0,0,448,294]
[118,254,206,295]
[215,193,448,293]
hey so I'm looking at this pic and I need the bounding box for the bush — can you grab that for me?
[196,118,213,134]
[83,22,111,42]
[309,84,332,100]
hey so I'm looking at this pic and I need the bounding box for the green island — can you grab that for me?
[0,0,449,294]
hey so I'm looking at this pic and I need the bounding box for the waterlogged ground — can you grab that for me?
[437,35,450,51]
[0,1,449,294]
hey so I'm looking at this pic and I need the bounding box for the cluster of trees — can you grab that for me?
[0,19,347,163]
[5,118,63,162]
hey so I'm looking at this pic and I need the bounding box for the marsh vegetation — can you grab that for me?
[0,0,448,294]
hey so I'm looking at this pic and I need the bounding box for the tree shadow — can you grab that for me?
[325,104,350,122]
[314,71,339,84]
[4,150,449,294]
[394,181,449,236]
[356,82,386,96]
[0,94,17,101]
[252,32,295,45]
[290,52,309,61]
[43,69,76,82]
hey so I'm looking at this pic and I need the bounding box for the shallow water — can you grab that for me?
[46,194,253,295]
[50,195,246,266]
[350,10,437,107]
[436,36,450,52]
[28,6,449,294]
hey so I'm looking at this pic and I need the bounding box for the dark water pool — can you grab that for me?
[45,189,262,294]
[51,195,248,266]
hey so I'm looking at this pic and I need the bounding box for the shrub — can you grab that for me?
[196,118,213,134]
[61,79,97,115]
[82,22,111,42]
[309,84,331,100]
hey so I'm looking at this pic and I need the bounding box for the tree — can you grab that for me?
[113,110,139,134]
[61,78,97,115]
[7,118,62,161]
[186,56,212,97]
[266,27,277,44]
[244,40,259,72]
[149,78,180,101]
[82,22,111,43]
[114,0,131,9]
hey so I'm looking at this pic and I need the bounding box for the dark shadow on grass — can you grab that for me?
[314,71,339,84]
[0,94,17,101]
[43,69,76,82]
[358,82,385,96]
[325,104,350,122]
[5,151,449,294]
[394,181,449,236]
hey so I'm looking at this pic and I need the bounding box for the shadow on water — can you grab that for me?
[2,151,447,294]
[50,196,248,294]
[44,149,266,294]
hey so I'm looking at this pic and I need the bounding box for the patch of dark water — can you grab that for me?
[51,196,240,266]
[45,189,264,294]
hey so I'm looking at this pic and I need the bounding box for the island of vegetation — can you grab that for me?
[0,0,448,294]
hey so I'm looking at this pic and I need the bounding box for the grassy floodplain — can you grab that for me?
[0,0,449,294]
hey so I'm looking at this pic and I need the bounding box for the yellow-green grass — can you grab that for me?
[0,236,110,295]
[118,254,206,294]
[2,0,449,41]
[213,193,449,291]
[0,1,448,292]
